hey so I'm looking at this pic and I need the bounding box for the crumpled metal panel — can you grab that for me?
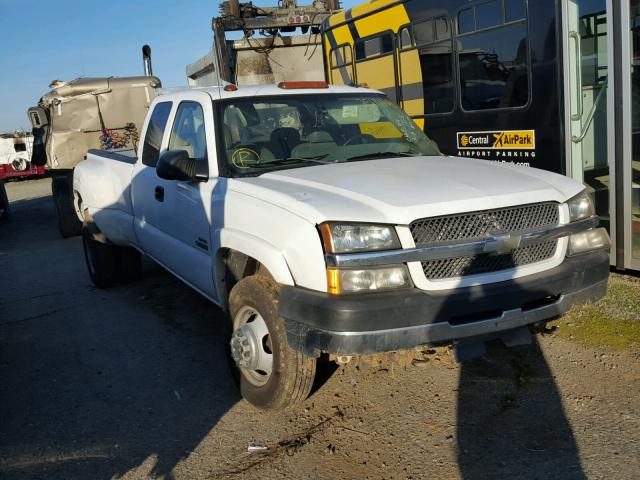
[38,76,160,170]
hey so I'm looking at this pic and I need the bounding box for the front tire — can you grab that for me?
[228,275,316,410]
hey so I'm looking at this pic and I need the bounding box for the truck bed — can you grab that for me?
[73,149,138,245]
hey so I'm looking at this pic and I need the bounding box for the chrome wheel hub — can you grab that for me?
[230,324,259,369]
[230,306,273,387]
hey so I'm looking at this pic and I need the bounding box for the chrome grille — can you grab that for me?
[410,203,560,280]
[410,203,559,246]
[421,241,558,280]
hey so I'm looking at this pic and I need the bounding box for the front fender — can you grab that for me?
[217,227,295,286]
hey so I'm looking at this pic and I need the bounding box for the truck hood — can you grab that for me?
[230,156,583,225]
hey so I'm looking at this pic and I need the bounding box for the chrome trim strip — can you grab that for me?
[326,216,599,268]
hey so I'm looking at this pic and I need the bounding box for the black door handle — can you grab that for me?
[154,186,164,202]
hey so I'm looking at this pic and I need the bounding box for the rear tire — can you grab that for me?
[0,182,9,222]
[117,247,142,283]
[228,275,316,410]
[52,175,82,238]
[82,229,119,288]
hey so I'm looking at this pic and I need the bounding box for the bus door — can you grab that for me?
[398,16,455,131]
[397,25,424,128]
[565,0,613,235]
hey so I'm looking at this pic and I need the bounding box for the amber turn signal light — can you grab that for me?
[327,268,341,295]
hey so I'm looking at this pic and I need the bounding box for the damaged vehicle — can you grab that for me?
[28,61,161,237]
[73,83,610,410]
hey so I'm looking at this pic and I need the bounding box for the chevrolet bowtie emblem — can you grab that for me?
[486,233,522,255]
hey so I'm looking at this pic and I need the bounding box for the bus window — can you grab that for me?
[414,19,436,45]
[458,8,475,35]
[505,0,526,23]
[435,18,450,41]
[410,16,455,115]
[355,33,393,61]
[354,32,397,102]
[457,1,529,111]
[330,45,354,84]
[476,1,502,30]
[399,27,414,50]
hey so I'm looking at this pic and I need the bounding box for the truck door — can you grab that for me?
[131,100,173,252]
[132,95,218,302]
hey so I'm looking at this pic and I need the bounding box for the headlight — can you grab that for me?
[319,223,401,253]
[568,228,611,256]
[327,266,411,294]
[567,190,595,222]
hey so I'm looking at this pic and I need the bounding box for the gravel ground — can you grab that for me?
[0,178,638,480]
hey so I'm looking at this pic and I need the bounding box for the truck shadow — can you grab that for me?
[0,189,240,480]
[456,339,586,479]
[448,254,587,479]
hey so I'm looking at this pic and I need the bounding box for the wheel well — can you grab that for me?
[222,249,260,291]
[73,190,83,220]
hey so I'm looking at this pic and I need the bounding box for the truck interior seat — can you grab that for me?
[269,128,300,159]
[306,131,334,143]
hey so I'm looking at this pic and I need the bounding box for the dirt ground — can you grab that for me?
[1,178,638,480]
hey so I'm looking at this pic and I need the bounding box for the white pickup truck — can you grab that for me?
[74,82,610,410]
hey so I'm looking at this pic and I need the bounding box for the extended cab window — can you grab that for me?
[217,94,440,177]
[168,101,208,162]
[141,102,172,167]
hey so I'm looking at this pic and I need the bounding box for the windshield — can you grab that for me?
[217,94,441,177]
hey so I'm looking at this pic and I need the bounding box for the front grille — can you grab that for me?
[410,203,560,280]
[421,241,558,280]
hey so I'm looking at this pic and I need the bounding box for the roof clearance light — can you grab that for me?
[278,81,329,89]
[224,84,238,92]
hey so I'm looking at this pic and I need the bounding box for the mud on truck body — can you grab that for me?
[28,75,161,237]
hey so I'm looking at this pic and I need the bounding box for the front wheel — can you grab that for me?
[228,275,316,410]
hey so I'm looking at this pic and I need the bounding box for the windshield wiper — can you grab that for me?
[251,154,330,167]
[345,151,420,162]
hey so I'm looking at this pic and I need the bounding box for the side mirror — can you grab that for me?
[27,107,49,128]
[156,150,197,181]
